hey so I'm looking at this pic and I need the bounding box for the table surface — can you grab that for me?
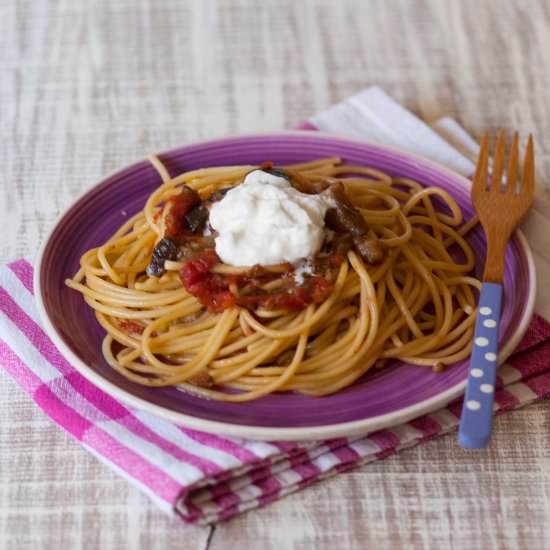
[2,1,550,548]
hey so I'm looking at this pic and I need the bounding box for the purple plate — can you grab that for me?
[35,132,536,440]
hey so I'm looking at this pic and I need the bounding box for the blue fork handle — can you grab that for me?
[458,282,503,448]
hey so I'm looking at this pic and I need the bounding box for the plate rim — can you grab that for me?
[34,130,537,441]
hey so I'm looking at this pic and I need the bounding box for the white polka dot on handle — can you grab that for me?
[483,319,497,328]
[475,337,489,347]
[480,307,492,316]
[466,400,481,411]
[484,352,497,362]
[480,384,494,394]
[471,368,483,378]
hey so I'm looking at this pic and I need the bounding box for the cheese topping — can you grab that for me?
[209,170,333,266]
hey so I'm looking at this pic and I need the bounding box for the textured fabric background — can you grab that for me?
[2,1,550,548]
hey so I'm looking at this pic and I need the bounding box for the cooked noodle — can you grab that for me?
[66,156,480,401]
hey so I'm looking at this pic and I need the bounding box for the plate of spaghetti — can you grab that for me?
[35,132,535,440]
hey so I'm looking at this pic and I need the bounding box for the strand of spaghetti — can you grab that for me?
[171,166,253,188]
[242,303,358,364]
[408,215,476,269]
[77,290,201,320]
[95,313,141,349]
[246,317,361,378]
[210,341,283,385]
[141,309,240,385]
[96,244,126,285]
[109,211,148,240]
[84,274,190,304]
[403,328,475,366]
[282,252,378,380]
[182,306,314,401]
[328,165,393,184]
[386,266,423,339]
[213,313,306,367]
[381,312,451,359]
[377,210,413,247]
[240,261,349,339]
[403,187,463,225]
[148,155,173,184]
[214,314,294,358]
[66,279,193,310]
[286,157,342,171]
[151,317,219,345]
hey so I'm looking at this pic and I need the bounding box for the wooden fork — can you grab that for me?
[458,130,534,449]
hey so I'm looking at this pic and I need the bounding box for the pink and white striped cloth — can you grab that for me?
[2,88,550,525]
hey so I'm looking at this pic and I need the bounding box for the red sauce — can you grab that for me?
[179,248,334,313]
[118,320,145,335]
[328,253,345,268]
[237,276,332,310]
[180,249,237,312]
[164,187,200,239]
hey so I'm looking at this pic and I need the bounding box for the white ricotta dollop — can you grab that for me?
[209,169,333,266]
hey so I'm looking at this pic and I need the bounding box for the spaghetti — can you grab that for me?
[66,156,480,402]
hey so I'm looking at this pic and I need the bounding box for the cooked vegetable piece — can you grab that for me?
[146,237,180,277]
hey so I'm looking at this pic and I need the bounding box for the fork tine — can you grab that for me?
[505,132,519,193]
[491,129,506,192]
[473,131,490,193]
[521,134,535,197]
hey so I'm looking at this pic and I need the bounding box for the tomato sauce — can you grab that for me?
[179,248,334,313]
[118,320,145,335]
[164,188,201,239]
[179,249,236,312]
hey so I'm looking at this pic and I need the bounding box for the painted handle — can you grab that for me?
[458,282,502,449]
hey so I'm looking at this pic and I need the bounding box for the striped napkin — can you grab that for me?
[2,88,550,525]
